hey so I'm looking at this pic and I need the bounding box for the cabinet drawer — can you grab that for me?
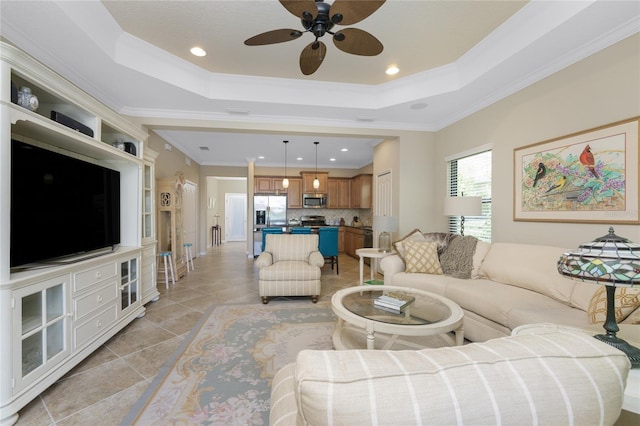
[74,282,118,322]
[74,304,118,349]
[74,262,117,292]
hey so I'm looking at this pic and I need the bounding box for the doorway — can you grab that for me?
[225,193,247,241]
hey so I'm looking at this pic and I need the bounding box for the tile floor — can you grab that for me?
[15,242,368,425]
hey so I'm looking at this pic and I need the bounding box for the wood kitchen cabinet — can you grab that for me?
[301,172,328,193]
[344,227,365,258]
[338,226,345,252]
[255,176,285,193]
[350,174,372,208]
[286,178,302,208]
[328,178,351,208]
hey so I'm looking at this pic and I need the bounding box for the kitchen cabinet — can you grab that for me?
[286,178,302,208]
[301,172,328,193]
[328,178,351,208]
[344,227,365,258]
[255,176,286,193]
[338,227,345,252]
[351,174,372,208]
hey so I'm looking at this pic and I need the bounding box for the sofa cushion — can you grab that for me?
[588,286,640,323]
[265,234,319,263]
[445,279,571,329]
[472,240,491,278]
[479,243,575,305]
[404,240,443,274]
[389,272,450,295]
[289,330,629,426]
[258,260,321,281]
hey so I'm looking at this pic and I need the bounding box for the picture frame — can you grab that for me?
[514,117,639,224]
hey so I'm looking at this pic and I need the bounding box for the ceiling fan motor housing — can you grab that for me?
[303,1,334,38]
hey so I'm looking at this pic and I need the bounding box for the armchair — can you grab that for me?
[255,234,324,304]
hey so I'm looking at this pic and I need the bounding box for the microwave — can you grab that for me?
[302,193,327,208]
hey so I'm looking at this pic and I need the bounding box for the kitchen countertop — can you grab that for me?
[255,225,372,233]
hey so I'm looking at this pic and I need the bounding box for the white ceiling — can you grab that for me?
[1,1,638,169]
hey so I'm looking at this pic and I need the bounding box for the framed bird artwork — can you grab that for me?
[513,116,639,224]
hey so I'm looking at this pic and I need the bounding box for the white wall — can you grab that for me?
[434,34,640,248]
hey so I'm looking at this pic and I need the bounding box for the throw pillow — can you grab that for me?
[392,229,426,260]
[423,232,457,255]
[439,235,478,279]
[404,240,443,274]
[587,286,640,324]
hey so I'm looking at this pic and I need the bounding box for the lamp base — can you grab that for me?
[594,334,640,368]
[378,231,391,253]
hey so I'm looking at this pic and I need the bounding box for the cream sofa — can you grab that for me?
[269,325,631,425]
[379,234,640,343]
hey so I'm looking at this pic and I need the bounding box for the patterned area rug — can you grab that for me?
[123,302,335,425]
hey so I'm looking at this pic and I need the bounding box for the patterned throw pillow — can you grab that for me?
[392,229,426,260]
[404,240,443,274]
[423,232,457,255]
[587,286,640,324]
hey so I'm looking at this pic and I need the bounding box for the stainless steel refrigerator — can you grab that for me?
[253,195,287,255]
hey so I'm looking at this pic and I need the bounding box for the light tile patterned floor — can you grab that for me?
[15,243,368,425]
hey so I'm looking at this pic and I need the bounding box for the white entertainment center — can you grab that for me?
[0,42,159,425]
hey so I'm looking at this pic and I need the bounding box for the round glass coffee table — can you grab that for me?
[331,286,464,350]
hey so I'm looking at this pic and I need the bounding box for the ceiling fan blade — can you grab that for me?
[333,28,383,56]
[300,41,327,75]
[279,0,317,21]
[329,0,386,25]
[244,29,303,46]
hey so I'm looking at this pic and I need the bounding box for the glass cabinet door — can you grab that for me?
[142,163,154,241]
[16,276,69,388]
[120,258,139,310]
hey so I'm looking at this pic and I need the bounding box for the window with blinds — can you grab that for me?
[447,148,492,242]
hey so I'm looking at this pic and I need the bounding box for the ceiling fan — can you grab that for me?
[244,0,386,75]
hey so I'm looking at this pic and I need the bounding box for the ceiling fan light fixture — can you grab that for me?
[245,0,386,75]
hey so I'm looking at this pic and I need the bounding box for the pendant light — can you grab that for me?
[282,140,289,189]
[313,141,320,190]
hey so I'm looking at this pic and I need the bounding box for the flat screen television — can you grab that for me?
[11,139,121,270]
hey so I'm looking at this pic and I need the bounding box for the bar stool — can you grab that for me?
[158,251,176,289]
[183,243,195,272]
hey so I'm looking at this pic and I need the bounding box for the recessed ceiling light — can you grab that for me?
[190,46,206,57]
[386,65,399,75]
[341,148,348,152]
[258,155,265,159]
[296,157,303,161]
[330,158,336,162]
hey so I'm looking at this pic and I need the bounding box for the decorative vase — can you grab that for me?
[17,86,39,111]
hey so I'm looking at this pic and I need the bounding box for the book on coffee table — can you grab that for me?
[374,292,415,313]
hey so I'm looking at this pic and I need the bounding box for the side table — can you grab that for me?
[356,248,395,286]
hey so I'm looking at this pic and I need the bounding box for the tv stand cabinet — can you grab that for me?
[0,42,159,425]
